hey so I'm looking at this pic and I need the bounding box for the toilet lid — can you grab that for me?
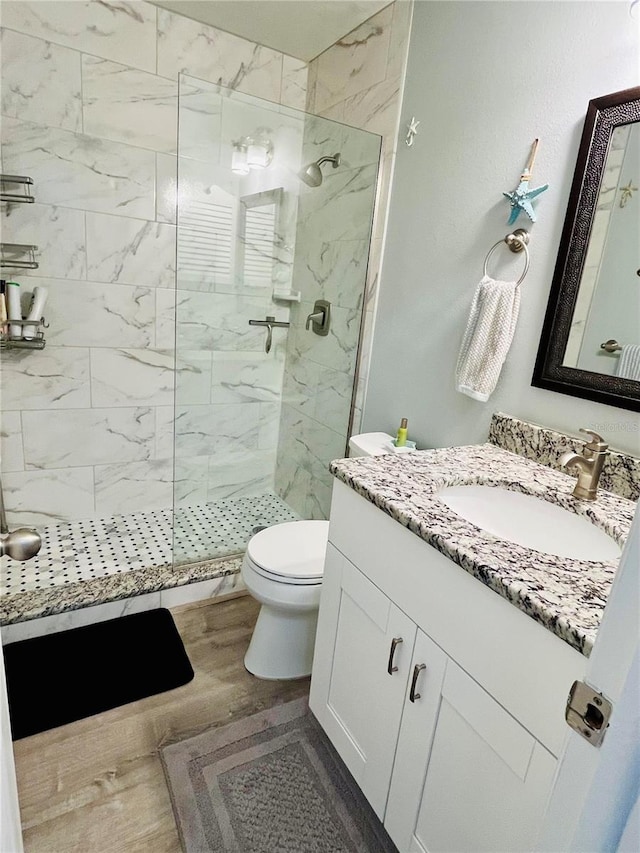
[247,521,329,581]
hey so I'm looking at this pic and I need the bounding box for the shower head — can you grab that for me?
[299,152,341,187]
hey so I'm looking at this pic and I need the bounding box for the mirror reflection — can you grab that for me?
[563,123,639,378]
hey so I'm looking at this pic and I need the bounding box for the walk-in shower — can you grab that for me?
[172,76,380,567]
[0,74,381,614]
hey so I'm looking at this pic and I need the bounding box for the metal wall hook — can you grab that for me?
[405,117,420,147]
[248,315,290,354]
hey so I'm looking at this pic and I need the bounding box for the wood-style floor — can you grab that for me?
[12,594,310,852]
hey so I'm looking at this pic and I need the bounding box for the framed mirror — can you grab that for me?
[532,86,640,412]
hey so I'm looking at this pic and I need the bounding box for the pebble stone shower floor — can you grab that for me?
[1,493,299,596]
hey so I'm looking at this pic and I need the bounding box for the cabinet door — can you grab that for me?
[411,661,557,853]
[310,545,417,818]
[385,629,448,851]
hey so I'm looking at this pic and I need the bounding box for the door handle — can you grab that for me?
[409,663,426,702]
[387,637,403,675]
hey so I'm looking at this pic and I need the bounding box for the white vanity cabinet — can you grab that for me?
[310,543,445,819]
[310,481,588,853]
[386,656,557,853]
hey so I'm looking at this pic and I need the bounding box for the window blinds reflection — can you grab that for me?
[242,205,276,288]
[178,194,235,287]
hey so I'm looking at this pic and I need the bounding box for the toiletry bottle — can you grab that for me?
[396,418,408,447]
[23,286,48,340]
[0,280,7,327]
[5,280,22,339]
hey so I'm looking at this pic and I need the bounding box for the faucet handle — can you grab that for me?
[579,428,609,453]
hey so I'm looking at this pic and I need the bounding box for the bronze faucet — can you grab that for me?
[559,428,609,501]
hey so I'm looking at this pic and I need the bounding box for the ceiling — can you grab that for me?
[150,0,392,61]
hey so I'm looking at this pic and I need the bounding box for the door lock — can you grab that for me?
[565,680,613,747]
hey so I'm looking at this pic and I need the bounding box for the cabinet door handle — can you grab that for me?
[409,663,427,702]
[387,637,403,674]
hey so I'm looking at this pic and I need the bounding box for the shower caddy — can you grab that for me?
[0,174,47,350]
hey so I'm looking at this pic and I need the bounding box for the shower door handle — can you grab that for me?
[248,316,290,354]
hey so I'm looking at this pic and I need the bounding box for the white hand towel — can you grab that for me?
[616,344,640,381]
[455,275,521,401]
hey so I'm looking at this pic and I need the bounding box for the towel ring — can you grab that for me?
[483,228,530,287]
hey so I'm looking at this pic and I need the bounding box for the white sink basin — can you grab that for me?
[437,485,621,561]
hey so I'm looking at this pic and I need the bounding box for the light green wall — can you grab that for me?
[364,1,640,455]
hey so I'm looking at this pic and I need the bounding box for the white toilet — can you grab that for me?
[242,432,394,680]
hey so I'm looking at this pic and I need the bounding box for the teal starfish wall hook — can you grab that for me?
[503,138,549,225]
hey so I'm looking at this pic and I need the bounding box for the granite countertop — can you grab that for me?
[0,556,243,626]
[329,443,637,657]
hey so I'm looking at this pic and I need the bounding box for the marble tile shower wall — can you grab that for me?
[172,74,308,512]
[0,0,307,528]
[305,1,413,432]
[272,0,412,519]
[275,116,380,519]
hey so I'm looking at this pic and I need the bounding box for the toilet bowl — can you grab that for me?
[242,520,329,680]
[242,432,395,681]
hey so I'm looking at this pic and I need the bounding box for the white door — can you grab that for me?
[309,544,417,818]
[537,505,639,852]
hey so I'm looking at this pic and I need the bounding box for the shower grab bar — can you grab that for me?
[249,316,290,354]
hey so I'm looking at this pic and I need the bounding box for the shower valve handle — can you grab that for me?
[305,310,324,330]
[305,300,331,336]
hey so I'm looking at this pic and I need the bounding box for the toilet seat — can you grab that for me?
[245,520,329,586]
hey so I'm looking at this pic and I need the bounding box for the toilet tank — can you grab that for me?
[348,432,394,457]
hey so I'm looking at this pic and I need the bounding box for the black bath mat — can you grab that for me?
[3,608,194,740]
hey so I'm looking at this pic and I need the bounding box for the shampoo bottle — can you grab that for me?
[23,286,48,340]
[0,280,7,326]
[5,281,22,339]
[395,418,408,447]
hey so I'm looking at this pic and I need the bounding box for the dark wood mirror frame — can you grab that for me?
[532,86,640,412]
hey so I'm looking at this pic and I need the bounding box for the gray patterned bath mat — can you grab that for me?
[160,697,398,852]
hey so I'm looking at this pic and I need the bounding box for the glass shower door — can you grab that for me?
[173,76,380,568]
